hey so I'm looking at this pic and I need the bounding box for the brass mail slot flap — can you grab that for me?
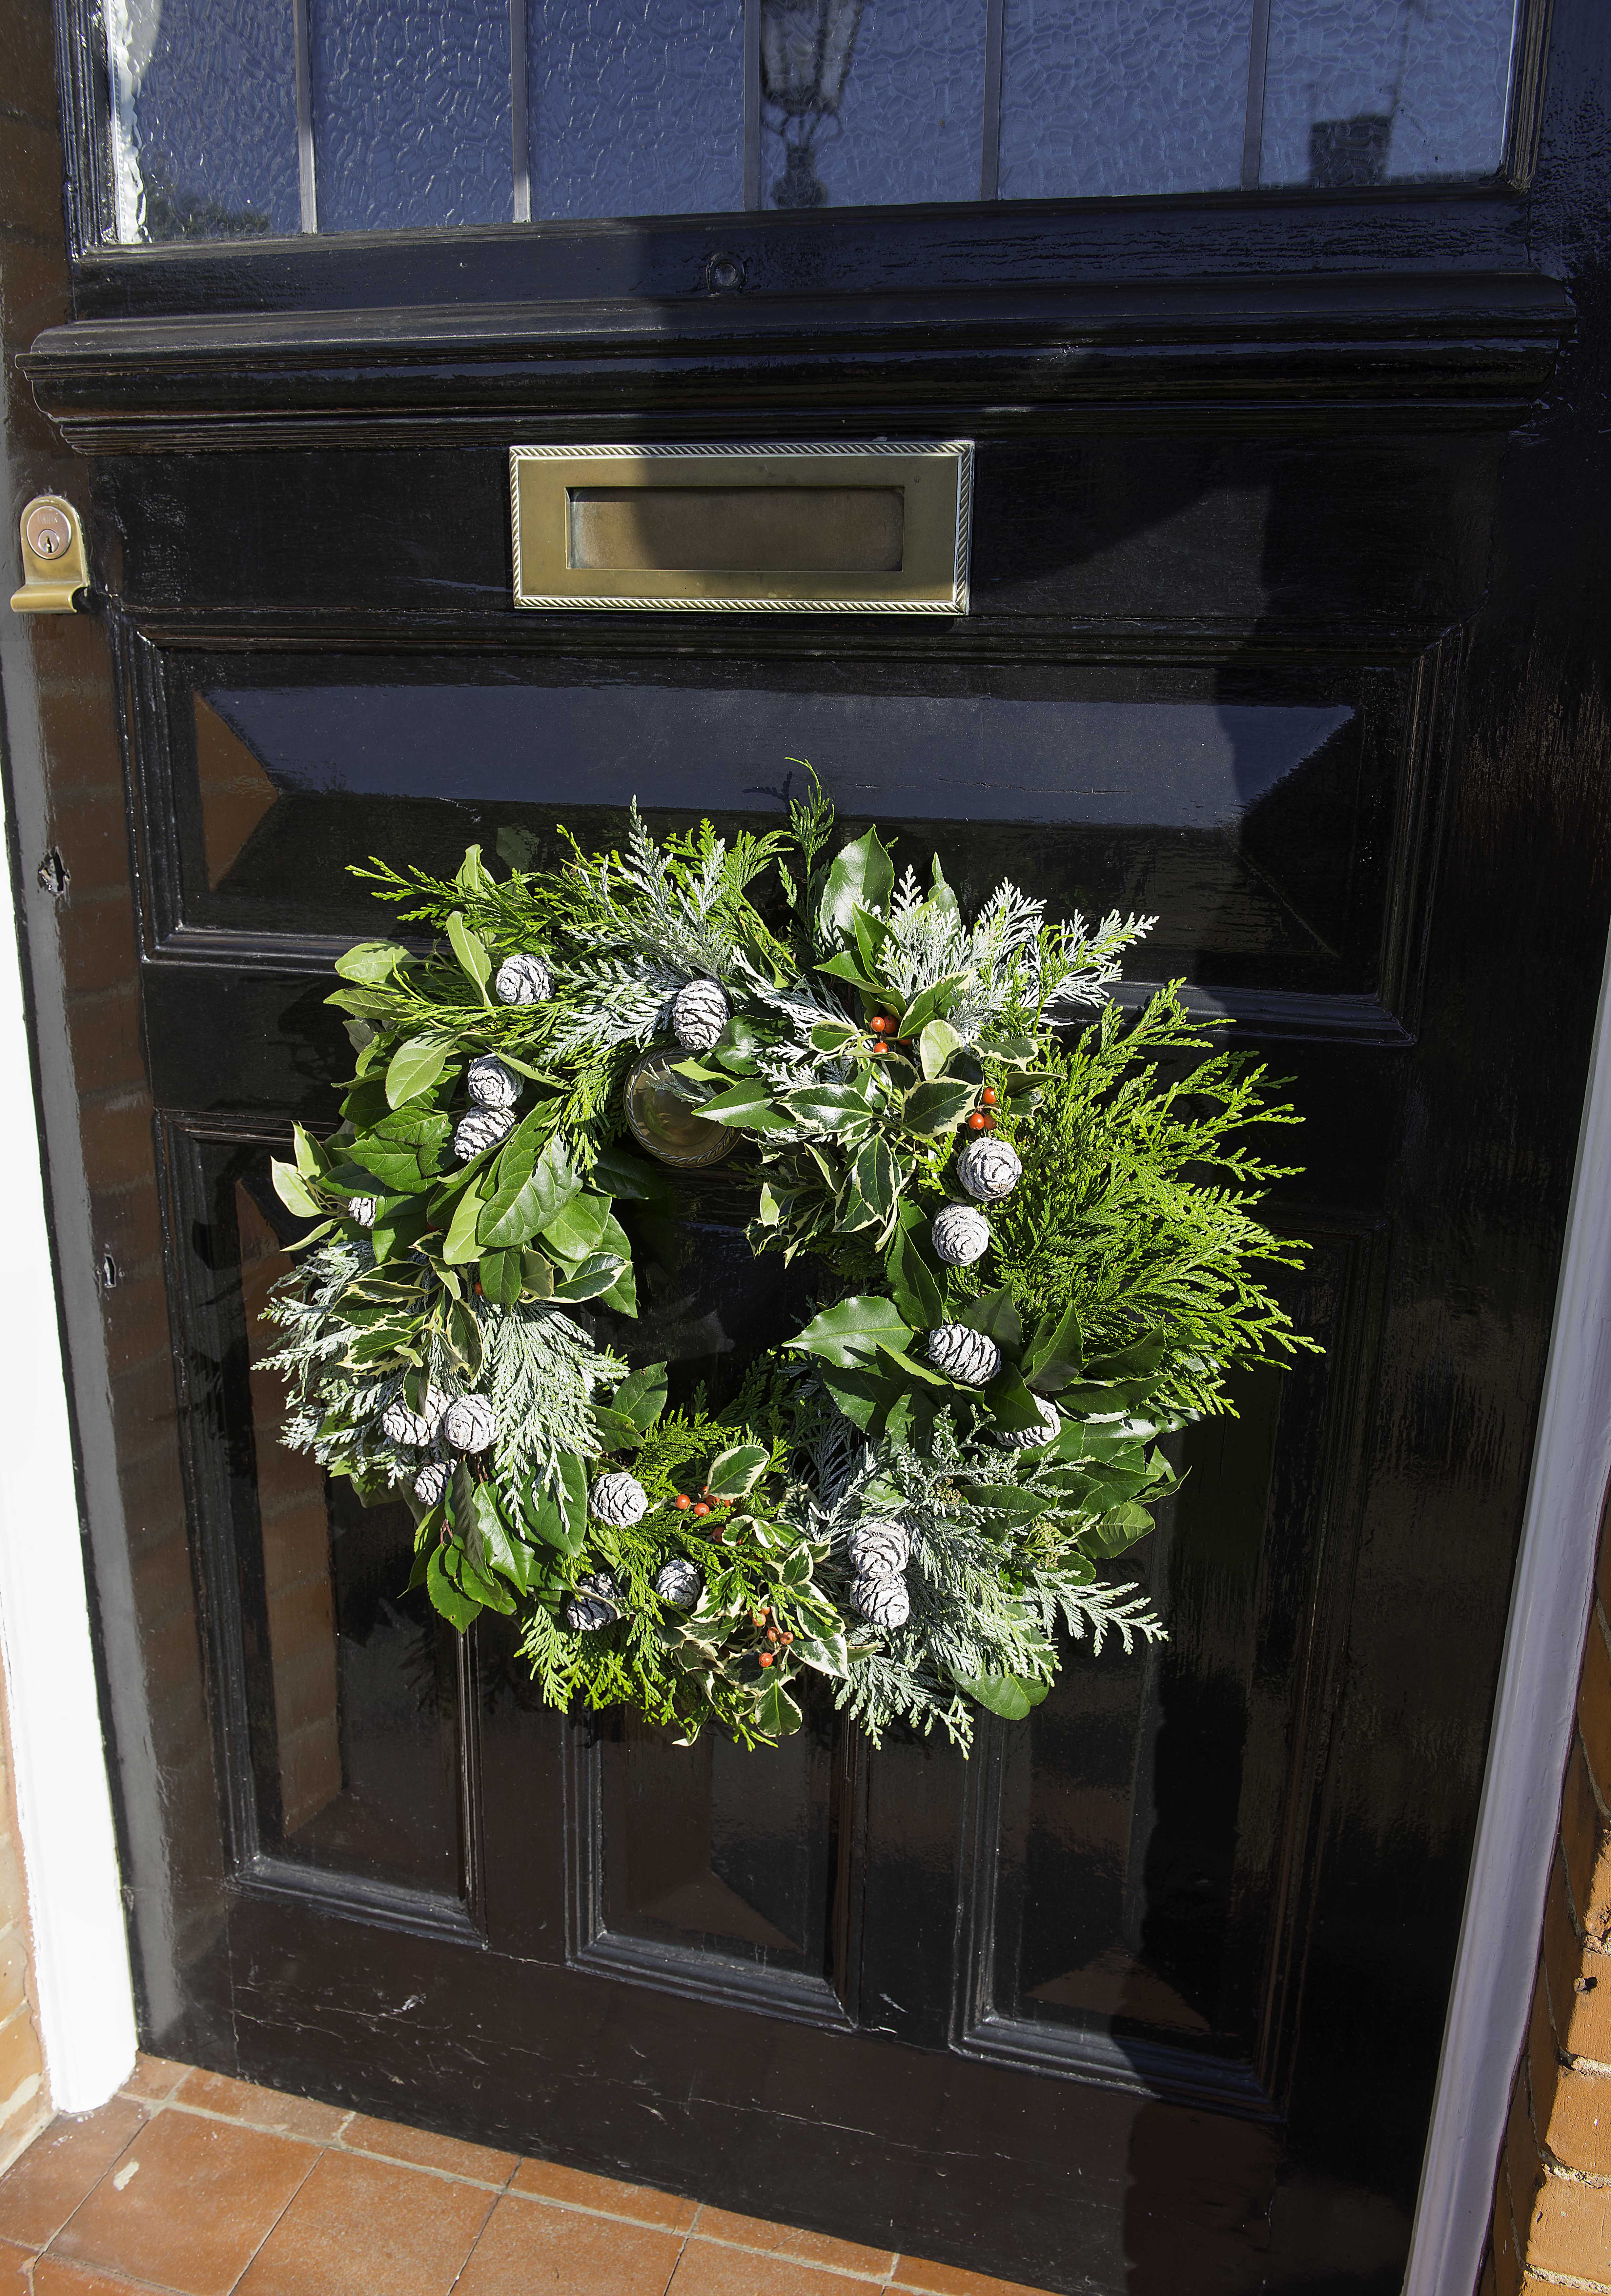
[510,442,972,613]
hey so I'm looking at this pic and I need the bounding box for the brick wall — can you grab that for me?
[1487,1514,1611,2291]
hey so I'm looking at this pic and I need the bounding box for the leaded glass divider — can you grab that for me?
[105,0,1529,243]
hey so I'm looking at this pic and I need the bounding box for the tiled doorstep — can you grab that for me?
[0,2058,1052,2296]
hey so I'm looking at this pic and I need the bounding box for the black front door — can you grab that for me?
[17,0,1611,2286]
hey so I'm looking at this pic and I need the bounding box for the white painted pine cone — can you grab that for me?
[931,1202,989,1266]
[347,1195,378,1229]
[671,978,730,1053]
[847,1520,910,1579]
[381,1384,449,1447]
[466,1055,519,1109]
[562,1571,624,1632]
[589,1470,648,1527]
[852,1572,911,1630]
[453,1105,516,1162]
[990,1395,1062,1450]
[926,1323,1002,1386]
[654,1556,704,1611]
[441,1394,497,1453]
[494,952,552,1005]
[956,1136,1023,1203]
[412,1460,449,1506]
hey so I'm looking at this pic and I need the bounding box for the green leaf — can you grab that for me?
[819,1361,901,1431]
[982,1360,1046,1432]
[455,844,496,897]
[475,1486,540,1594]
[961,1287,1024,1350]
[385,1033,452,1109]
[928,854,962,934]
[710,1015,769,1075]
[954,1670,1051,1721]
[552,1251,627,1301]
[785,1084,874,1133]
[851,902,891,980]
[793,1629,849,1678]
[819,827,895,939]
[1024,1301,1084,1393]
[612,1363,668,1432]
[335,939,407,985]
[520,1250,555,1299]
[556,1450,590,1543]
[479,1246,523,1306]
[809,1018,862,1055]
[918,1019,963,1079]
[591,1405,641,1450]
[955,1481,1052,1519]
[886,1216,945,1329]
[445,910,493,1001]
[787,1295,913,1369]
[591,1139,677,1205]
[426,1544,481,1630]
[291,1122,329,1180]
[442,1177,488,1264]
[898,975,967,1040]
[699,1078,793,1132]
[540,1189,610,1262]
[519,1474,585,1556]
[1086,1331,1169,1380]
[901,1079,975,1134]
[271,1159,323,1220]
[753,1674,805,1740]
[848,1136,899,1226]
[815,952,883,997]
[446,1297,483,1373]
[707,1443,769,1499]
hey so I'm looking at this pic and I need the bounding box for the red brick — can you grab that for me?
[1516,2165,1611,2281]
[1581,1615,1611,1808]
[1563,1736,1611,1944]
[1538,2055,1611,2179]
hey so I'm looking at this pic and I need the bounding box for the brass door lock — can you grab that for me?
[10,495,88,614]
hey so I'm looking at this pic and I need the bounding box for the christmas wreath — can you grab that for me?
[266,779,1315,1749]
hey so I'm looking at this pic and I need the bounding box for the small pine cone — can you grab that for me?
[931,1202,989,1266]
[347,1195,378,1229]
[381,1385,449,1448]
[589,1470,648,1527]
[671,978,730,1053]
[654,1556,704,1611]
[562,1571,624,1632]
[852,1571,911,1630]
[466,1055,520,1110]
[926,1322,1002,1386]
[991,1394,1062,1450]
[453,1105,516,1162]
[494,952,552,1006]
[442,1394,497,1454]
[956,1136,1023,1203]
[847,1520,910,1579]
[412,1460,449,1506]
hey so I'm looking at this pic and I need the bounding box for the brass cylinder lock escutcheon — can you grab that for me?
[10,495,88,614]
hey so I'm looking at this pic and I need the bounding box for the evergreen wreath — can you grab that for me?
[266,779,1316,1750]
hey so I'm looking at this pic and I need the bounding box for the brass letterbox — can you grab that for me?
[510,442,972,614]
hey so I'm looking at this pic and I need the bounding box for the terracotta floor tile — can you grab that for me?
[48,2110,317,2296]
[668,2243,871,2296]
[119,2056,188,2105]
[234,2150,495,2296]
[0,2100,146,2248]
[173,2068,349,2144]
[456,2194,684,2295]
[511,2159,698,2231]
[0,2237,29,2288]
[891,2259,1054,2296]
[693,2204,895,2278]
[339,2112,516,2185]
[34,2263,173,2295]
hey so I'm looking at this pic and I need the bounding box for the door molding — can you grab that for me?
[1404,915,1611,2292]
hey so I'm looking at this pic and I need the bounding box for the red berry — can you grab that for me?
[967,1110,987,1131]
[981,1112,998,1130]
[759,1653,774,1667]
[981,1087,998,1107]
[675,1494,691,1511]
[693,1501,710,1518]
[869,1041,887,1057]
[781,1632,794,1645]
[869,1014,892,1034]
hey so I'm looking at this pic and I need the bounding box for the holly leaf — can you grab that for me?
[785,1085,874,1133]
[901,1079,975,1134]
[918,1020,962,1079]
[334,939,407,985]
[787,1296,912,1369]
[612,1362,668,1432]
[698,1079,793,1132]
[385,1033,452,1109]
[753,1673,805,1740]
[819,828,895,939]
[953,1670,1051,1721]
[848,1136,899,1226]
[810,1018,862,1055]
[707,1443,770,1499]
[899,975,967,1040]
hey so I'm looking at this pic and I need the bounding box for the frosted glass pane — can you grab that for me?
[311,0,513,231]
[107,0,299,242]
[762,0,986,211]
[528,0,744,220]
[998,0,1251,201]
[1261,0,1519,186]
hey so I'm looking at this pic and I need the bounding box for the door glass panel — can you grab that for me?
[106,0,300,242]
[234,1168,464,1895]
[596,1697,836,1974]
[997,0,1254,202]
[170,652,1400,1006]
[310,0,514,230]
[1262,0,1519,188]
[527,0,745,220]
[104,0,1525,241]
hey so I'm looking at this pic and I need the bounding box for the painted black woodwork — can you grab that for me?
[18,0,1611,2287]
